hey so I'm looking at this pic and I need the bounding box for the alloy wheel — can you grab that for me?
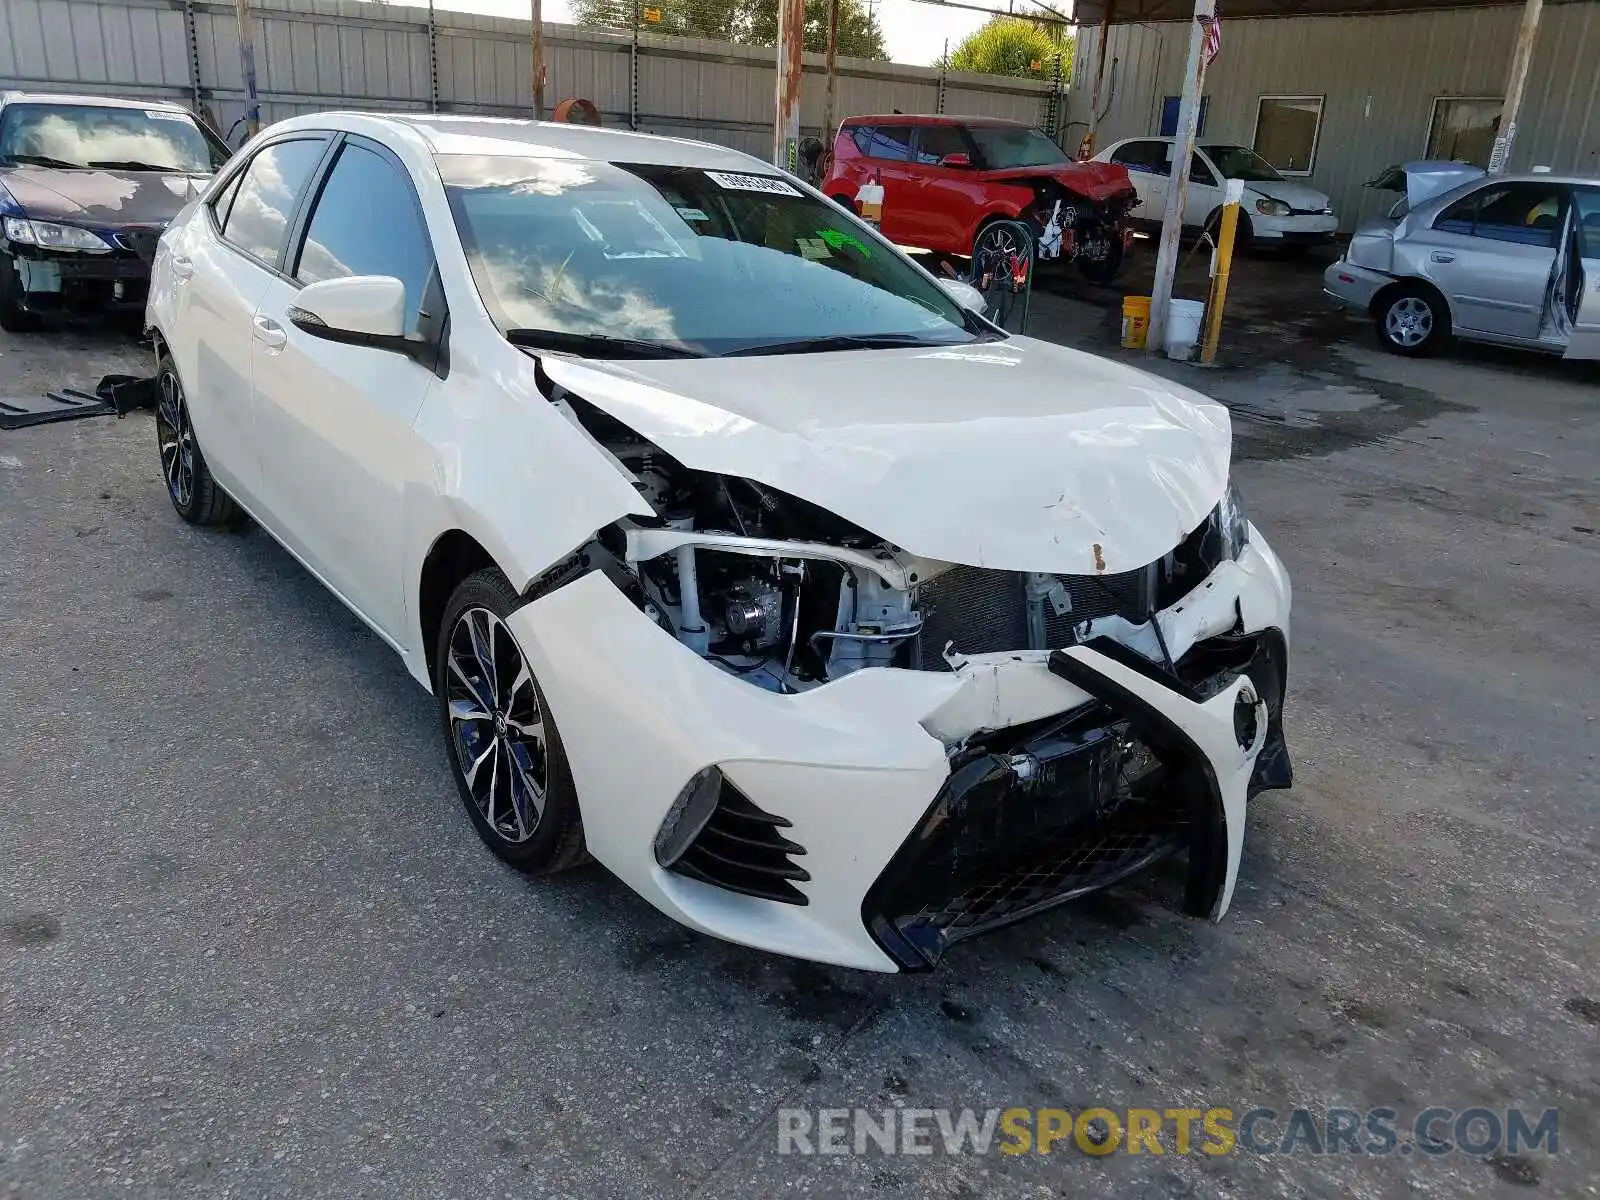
[445,606,549,843]
[155,368,196,508]
[1384,296,1433,348]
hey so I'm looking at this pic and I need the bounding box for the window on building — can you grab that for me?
[1426,97,1502,168]
[1252,96,1324,175]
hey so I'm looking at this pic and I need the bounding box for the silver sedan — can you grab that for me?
[1325,162,1600,360]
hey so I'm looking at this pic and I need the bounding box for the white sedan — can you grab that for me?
[146,113,1293,972]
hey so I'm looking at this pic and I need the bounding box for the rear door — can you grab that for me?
[248,135,442,640]
[1416,179,1567,341]
[848,124,918,243]
[904,123,977,252]
[1109,140,1169,223]
[170,134,329,507]
[1564,186,1600,359]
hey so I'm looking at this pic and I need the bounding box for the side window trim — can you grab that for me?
[209,133,335,279]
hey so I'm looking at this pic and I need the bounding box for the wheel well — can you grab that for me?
[419,530,500,683]
[1370,278,1450,329]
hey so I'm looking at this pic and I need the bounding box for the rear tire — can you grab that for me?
[1374,284,1447,356]
[435,568,588,874]
[154,353,238,525]
[0,251,42,333]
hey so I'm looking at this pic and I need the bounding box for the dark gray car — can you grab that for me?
[1324,162,1600,360]
[0,90,230,331]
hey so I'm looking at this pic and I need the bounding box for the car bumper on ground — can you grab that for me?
[1253,213,1339,243]
[509,533,1293,972]
[1323,260,1393,312]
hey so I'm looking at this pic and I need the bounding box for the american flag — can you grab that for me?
[1199,14,1222,66]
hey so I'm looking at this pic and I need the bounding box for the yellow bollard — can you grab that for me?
[1201,178,1245,364]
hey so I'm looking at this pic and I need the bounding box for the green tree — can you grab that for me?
[943,17,1072,80]
[572,0,887,60]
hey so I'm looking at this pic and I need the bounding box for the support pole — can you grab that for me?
[1145,0,1213,356]
[773,0,805,170]
[629,0,640,130]
[234,0,260,139]
[1489,0,1542,173]
[427,0,439,114]
[1086,0,1115,156]
[530,0,546,120]
[823,0,840,149]
[1200,178,1243,363]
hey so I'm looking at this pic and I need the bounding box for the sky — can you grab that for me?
[419,0,1002,68]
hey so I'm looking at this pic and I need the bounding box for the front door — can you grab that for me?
[1564,186,1600,360]
[903,124,976,253]
[249,136,441,642]
[1419,179,1567,342]
[1182,151,1222,229]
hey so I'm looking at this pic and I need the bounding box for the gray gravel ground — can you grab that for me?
[1,294,1597,1199]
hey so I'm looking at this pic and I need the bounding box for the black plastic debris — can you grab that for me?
[0,374,157,430]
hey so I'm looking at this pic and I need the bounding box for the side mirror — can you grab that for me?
[937,277,987,314]
[288,275,407,344]
[940,153,972,169]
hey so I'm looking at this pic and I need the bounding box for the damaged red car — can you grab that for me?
[821,115,1138,283]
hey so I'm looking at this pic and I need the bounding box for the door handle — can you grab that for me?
[252,315,287,350]
[170,254,194,280]
[1430,252,1456,264]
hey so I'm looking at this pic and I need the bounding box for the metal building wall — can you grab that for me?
[1069,4,1600,229]
[0,0,1052,158]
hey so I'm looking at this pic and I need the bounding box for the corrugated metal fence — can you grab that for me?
[0,0,1057,157]
[1069,5,1600,230]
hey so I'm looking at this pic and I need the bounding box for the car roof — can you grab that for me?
[266,111,775,171]
[841,114,1029,129]
[0,90,191,114]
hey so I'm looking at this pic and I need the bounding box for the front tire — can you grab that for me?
[436,569,587,873]
[1077,235,1125,284]
[154,353,237,525]
[1375,285,1447,356]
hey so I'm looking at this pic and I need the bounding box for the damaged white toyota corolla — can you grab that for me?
[146,113,1292,971]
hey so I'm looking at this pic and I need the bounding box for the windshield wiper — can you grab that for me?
[1,153,83,169]
[504,328,706,359]
[87,160,188,173]
[722,332,957,357]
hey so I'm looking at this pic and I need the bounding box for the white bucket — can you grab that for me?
[1164,298,1206,361]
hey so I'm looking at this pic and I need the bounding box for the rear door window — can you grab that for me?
[218,138,327,267]
[850,125,913,162]
[1435,182,1567,248]
[1112,140,1170,176]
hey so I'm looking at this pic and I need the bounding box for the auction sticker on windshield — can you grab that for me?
[705,171,801,197]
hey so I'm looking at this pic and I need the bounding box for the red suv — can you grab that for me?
[822,115,1138,282]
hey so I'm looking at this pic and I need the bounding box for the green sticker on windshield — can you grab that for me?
[818,227,871,258]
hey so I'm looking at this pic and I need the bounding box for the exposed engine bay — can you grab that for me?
[550,386,1239,697]
[1021,179,1139,267]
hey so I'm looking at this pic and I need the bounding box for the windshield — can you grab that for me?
[441,156,986,357]
[1200,145,1283,183]
[0,103,221,172]
[965,125,1069,170]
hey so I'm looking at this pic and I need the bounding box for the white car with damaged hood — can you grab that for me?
[146,113,1293,971]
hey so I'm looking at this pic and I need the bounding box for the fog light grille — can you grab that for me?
[657,768,810,905]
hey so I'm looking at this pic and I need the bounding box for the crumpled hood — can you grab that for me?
[538,337,1232,576]
[0,166,206,226]
[1246,179,1329,210]
[980,160,1135,204]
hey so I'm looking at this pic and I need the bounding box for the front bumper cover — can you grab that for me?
[508,534,1292,972]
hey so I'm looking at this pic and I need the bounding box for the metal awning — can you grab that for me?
[1072,0,1576,22]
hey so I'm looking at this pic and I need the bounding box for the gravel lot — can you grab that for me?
[2,296,1597,1198]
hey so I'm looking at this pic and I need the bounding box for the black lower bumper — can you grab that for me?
[9,247,152,315]
[863,629,1290,970]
